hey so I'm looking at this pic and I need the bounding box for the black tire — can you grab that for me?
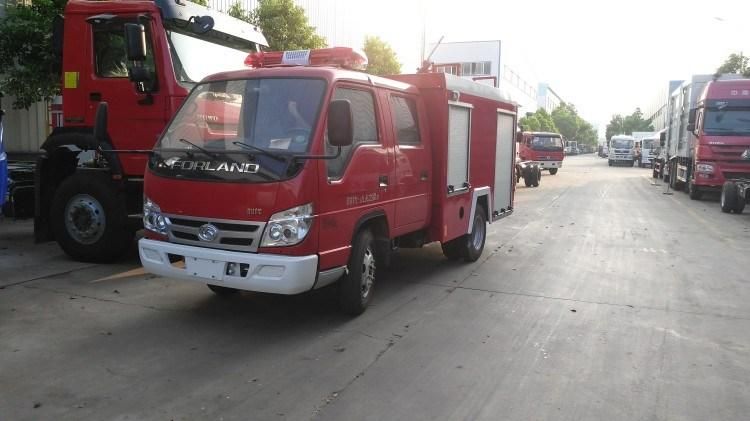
[207,284,239,296]
[721,181,738,213]
[523,173,533,187]
[339,229,377,315]
[608,160,613,166]
[549,168,558,175]
[532,168,540,187]
[51,173,133,262]
[463,205,487,262]
[441,240,463,260]
[688,181,703,200]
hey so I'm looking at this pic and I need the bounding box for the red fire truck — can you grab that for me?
[136,47,517,314]
[516,131,564,175]
[33,0,266,261]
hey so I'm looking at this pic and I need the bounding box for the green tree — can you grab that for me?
[519,113,541,131]
[551,103,580,141]
[716,53,750,77]
[241,0,326,51]
[0,0,66,109]
[606,108,653,139]
[362,36,400,76]
[192,0,209,6]
[535,108,557,132]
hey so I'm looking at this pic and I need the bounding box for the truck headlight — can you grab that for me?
[143,197,169,235]
[261,203,313,247]
[696,163,715,173]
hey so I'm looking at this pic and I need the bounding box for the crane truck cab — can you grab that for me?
[34,0,267,262]
[137,47,518,315]
[608,135,636,166]
[516,131,564,175]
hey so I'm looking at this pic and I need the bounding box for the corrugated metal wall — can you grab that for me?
[0,98,49,154]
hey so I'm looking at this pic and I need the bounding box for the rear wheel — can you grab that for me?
[549,168,558,175]
[207,284,239,296]
[339,229,377,315]
[51,173,133,262]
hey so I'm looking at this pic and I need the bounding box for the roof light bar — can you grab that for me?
[245,47,368,71]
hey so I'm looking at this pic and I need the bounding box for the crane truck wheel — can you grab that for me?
[532,167,541,187]
[549,168,558,175]
[51,173,133,262]
[339,228,377,315]
[523,168,533,187]
[721,181,740,213]
[207,284,239,296]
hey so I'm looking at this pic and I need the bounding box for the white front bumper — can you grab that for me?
[536,160,563,168]
[139,239,318,295]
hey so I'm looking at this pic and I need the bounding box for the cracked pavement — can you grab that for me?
[1,155,749,420]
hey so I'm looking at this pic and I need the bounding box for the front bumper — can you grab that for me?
[139,239,319,294]
[610,155,633,161]
[534,160,563,169]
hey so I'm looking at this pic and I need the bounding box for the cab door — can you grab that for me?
[317,84,394,269]
[386,92,431,233]
[83,17,169,176]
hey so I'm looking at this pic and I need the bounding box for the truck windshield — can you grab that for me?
[611,139,633,149]
[151,78,327,182]
[531,136,564,151]
[167,30,252,83]
[704,109,750,135]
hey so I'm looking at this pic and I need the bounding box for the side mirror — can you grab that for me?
[124,23,147,62]
[93,102,108,145]
[688,108,696,124]
[659,132,666,147]
[327,99,353,147]
[516,131,523,143]
[687,123,696,132]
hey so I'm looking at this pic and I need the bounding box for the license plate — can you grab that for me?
[186,257,224,280]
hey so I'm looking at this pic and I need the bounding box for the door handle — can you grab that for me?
[420,170,428,181]
[378,175,389,188]
[89,92,102,102]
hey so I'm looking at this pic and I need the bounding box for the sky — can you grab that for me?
[332,0,750,138]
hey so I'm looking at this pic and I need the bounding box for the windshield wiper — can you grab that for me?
[232,141,287,162]
[179,138,219,159]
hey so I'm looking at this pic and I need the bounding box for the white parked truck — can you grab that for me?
[608,135,636,166]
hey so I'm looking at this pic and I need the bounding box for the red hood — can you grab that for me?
[144,168,318,221]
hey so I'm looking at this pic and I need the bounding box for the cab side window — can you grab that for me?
[390,96,420,144]
[93,22,156,84]
[326,87,378,178]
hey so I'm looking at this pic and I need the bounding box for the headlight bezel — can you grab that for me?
[696,163,715,173]
[143,197,169,235]
[260,203,314,247]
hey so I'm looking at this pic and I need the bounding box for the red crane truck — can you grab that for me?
[33,0,266,261]
[516,131,565,175]
[662,76,750,200]
[136,47,518,314]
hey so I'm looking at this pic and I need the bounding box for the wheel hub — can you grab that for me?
[361,247,375,300]
[65,194,106,245]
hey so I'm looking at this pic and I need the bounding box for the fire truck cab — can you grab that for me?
[516,131,565,174]
[137,48,518,314]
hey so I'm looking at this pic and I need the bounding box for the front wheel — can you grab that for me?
[688,181,703,200]
[51,173,133,262]
[549,168,558,175]
[339,229,377,315]
[721,181,744,214]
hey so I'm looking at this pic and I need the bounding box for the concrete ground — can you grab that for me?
[1,155,749,421]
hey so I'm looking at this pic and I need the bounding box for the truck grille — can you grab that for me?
[723,171,750,181]
[164,214,265,253]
